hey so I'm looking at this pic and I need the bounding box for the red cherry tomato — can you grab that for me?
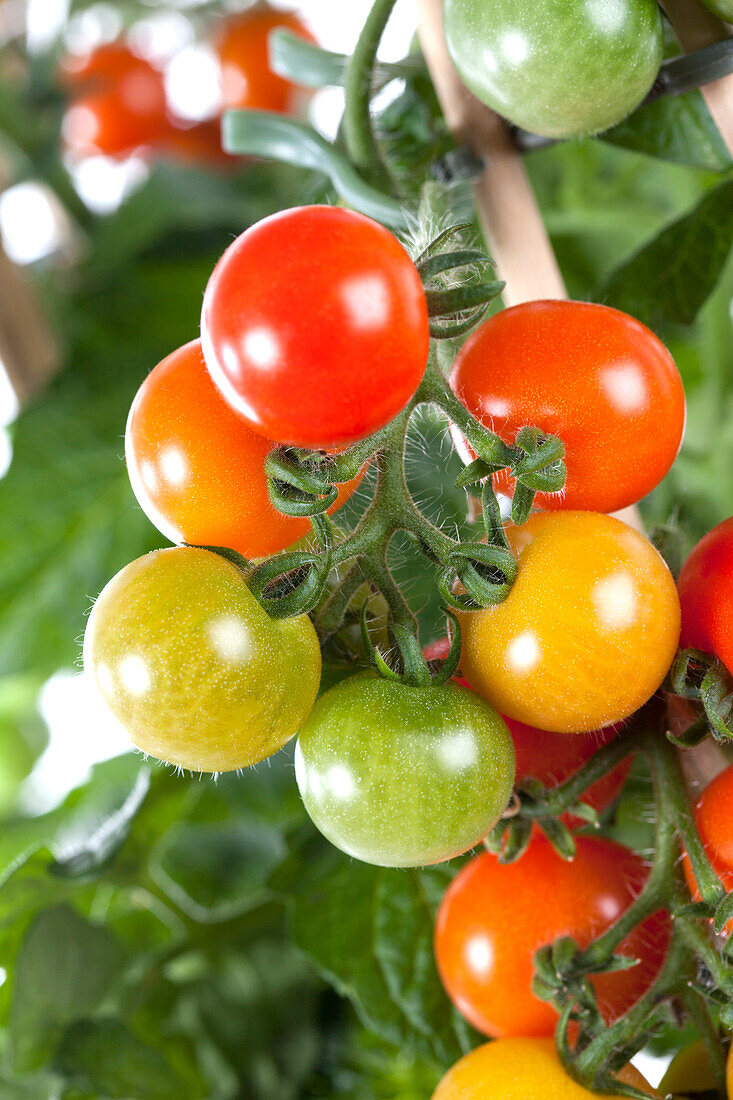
[508,719,632,828]
[682,764,733,931]
[201,206,430,449]
[125,339,362,559]
[678,517,733,675]
[435,835,671,1038]
[157,118,233,167]
[61,43,168,158]
[449,300,685,513]
[215,7,315,113]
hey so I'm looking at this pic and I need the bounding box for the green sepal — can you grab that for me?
[538,817,576,861]
[714,891,733,934]
[429,611,463,687]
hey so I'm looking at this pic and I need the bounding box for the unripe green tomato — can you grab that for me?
[295,674,515,868]
[83,547,321,773]
[698,0,733,17]
[444,0,664,138]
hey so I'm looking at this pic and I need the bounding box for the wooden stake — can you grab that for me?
[415,0,567,305]
[0,241,57,404]
[663,0,733,156]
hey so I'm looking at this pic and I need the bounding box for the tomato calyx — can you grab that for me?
[361,607,463,688]
[670,647,733,744]
[414,222,505,339]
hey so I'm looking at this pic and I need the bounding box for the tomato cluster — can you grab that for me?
[82,184,724,1095]
[61,5,312,163]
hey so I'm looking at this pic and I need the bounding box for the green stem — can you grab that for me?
[521,724,639,819]
[315,561,367,636]
[343,0,398,188]
[680,986,727,1098]
[650,735,727,908]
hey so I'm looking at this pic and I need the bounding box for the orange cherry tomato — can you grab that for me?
[459,511,681,733]
[682,764,733,931]
[215,6,315,113]
[432,1038,655,1099]
[434,835,671,1039]
[61,43,168,158]
[125,339,362,560]
[509,718,632,827]
[449,300,685,513]
[158,118,234,167]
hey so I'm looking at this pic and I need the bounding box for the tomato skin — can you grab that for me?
[678,517,733,675]
[681,764,733,924]
[459,511,681,733]
[201,206,430,449]
[434,836,671,1039]
[508,719,632,827]
[61,43,168,158]
[215,7,314,113]
[443,0,663,139]
[83,547,321,773]
[295,674,515,868]
[449,301,685,514]
[432,1038,653,1100]
[125,340,361,560]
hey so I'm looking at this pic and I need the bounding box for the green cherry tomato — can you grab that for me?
[295,674,515,868]
[84,547,321,773]
[444,0,663,139]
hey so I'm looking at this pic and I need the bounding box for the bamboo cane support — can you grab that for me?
[663,0,733,155]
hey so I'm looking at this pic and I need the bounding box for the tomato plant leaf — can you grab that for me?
[54,1018,196,1099]
[279,842,471,1067]
[9,905,126,1071]
[596,178,733,328]
[601,91,731,172]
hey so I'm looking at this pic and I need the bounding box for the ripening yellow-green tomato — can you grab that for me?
[459,512,681,733]
[83,547,321,772]
[432,1038,655,1099]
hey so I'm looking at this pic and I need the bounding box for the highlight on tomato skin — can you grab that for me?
[459,511,681,734]
[200,205,430,450]
[449,300,686,515]
[678,515,733,677]
[434,835,671,1040]
[125,339,363,560]
[682,763,733,927]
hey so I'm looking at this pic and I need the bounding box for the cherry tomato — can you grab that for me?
[215,6,315,113]
[294,674,515,867]
[459,511,681,733]
[509,719,632,827]
[83,547,321,773]
[660,1040,719,1097]
[443,0,663,139]
[61,43,168,158]
[681,764,733,924]
[201,205,430,449]
[125,340,362,560]
[449,301,685,514]
[678,516,733,675]
[424,638,632,824]
[432,1038,654,1100]
[434,835,671,1038]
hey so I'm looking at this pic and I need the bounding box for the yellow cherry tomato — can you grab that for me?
[660,1039,718,1096]
[432,1038,655,1099]
[83,547,321,772]
[459,512,680,733]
